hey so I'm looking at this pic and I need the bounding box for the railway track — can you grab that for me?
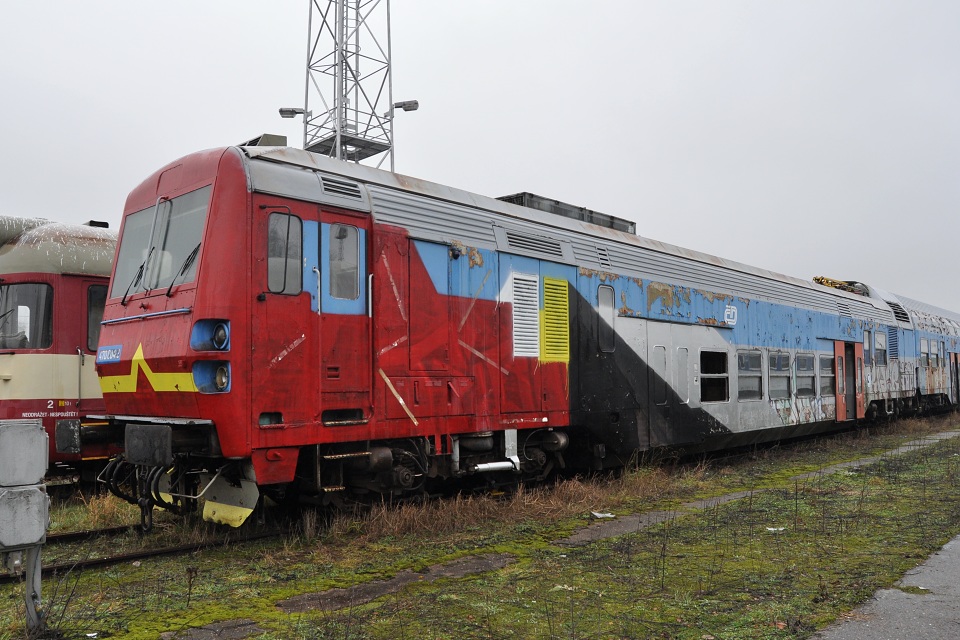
[0,528,281,586]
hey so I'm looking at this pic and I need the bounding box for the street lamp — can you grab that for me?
[279,107,307,119]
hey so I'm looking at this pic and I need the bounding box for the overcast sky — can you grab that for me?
[2,1,958,311]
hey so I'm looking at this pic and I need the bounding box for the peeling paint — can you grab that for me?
[647,282,676,312]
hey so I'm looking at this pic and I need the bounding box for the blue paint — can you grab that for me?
[303,221,320,313]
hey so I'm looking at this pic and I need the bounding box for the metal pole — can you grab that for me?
[24,545,43,631]
[386,0,395,172]
[303,0,314,148]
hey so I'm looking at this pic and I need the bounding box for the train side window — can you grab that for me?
[87,285,108,351]
[737,350,763,401]
[795,354,816,398]
[329,224,360,300]
[942,342,947,368]
[863,331,872,366]
[836,356,845,394]
[874,331,887,366]
[267,213,303,295]
[700,350,729,403]
[0,283,53,349]
[920,339,929,367]
[598,285,615,352]
[769,352,791,399]
[820,355,836,396]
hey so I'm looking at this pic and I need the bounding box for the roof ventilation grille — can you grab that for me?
[505,230,564,259]
[321,176,363,199]
[884,301,911,324]
[596,246,612,269]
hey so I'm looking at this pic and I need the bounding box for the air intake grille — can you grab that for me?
[321,177,363,199]
[888,326,899,360]
[596,247,612,269]
[505,230,564,259]
[837,302,852,317]
[885,301,911,324]
[541,278,569,363]
[511,273,540,358]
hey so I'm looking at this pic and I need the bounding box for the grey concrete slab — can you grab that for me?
[814,536,960,639]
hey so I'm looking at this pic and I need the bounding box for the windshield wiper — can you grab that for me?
[165,243,201,297]
[120,247,154,307]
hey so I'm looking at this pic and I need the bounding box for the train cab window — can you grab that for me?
[769,352,791,399]
[329,224,359,300]
[921,339,930,367]
[598,285,615,352]
[795,354,816,398]
[737,350,763,401]
[875,332,887,366]
[820,355,836,396]
[863,331,872,366]
[87,285,108,351]
[700,350,729,402]
[268,213,303,295]
[0,283,53,349]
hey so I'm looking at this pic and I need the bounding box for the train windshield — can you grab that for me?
[111,186,212,298]
[0,283,53,349]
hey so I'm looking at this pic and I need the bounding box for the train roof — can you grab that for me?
[0,216,116,277]
[239,146,957,330]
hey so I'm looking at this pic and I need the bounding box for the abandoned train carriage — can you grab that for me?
[0,216,119,476]
[95,145,960,526]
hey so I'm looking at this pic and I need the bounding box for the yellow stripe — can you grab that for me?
[540,277,570,363]
[99,344,198,393]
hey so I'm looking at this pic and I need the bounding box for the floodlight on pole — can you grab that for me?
[279,107,307,118]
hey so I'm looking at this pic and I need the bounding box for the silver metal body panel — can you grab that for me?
[241,146,899,323]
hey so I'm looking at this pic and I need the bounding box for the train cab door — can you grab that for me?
[834,341,865,421]
[317,210,371,421]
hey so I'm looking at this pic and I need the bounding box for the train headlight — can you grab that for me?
[215,365,229,391]
[192,361,231,393]
[212,323,229,350]
[190,320,231,351]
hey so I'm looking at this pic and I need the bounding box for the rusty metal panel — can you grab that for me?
[0,420,47,486]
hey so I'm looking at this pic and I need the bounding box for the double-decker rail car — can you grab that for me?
[94,145,960,528]
[0,216,120,478]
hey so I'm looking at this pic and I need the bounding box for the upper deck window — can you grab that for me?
[111,186,211,298]
[0,283,53,349]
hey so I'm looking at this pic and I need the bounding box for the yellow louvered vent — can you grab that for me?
[541,277,570,363]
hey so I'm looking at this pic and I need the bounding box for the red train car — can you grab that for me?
[0,217,119,478]
[96,146,575,528]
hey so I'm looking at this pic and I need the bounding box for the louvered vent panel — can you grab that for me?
[321,176,363,199]
[596,246,612,269]
[541,278,569,362]
[837,302,853,317]
[505,231,564,259]
[512,274,540,358]
[888,326,899,360]
[885,301,911,324]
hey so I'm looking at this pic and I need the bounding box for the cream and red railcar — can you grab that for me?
[0,217,118,477]
[94,145,960,527]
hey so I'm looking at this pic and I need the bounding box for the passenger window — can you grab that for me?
[87,285,108,352]
[267,213,303,295]
[921,339,929,367]
[598,285,615,353]
[329,224,359,300]
[795,354,816,398]
[863,331,872,366]
[874,332,887,366]
[700,350,729,403]
[737,350,763,401]
[769,352,791,399]
[820,355,836,396]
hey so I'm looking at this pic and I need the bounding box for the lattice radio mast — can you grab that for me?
[282,0,416,171]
